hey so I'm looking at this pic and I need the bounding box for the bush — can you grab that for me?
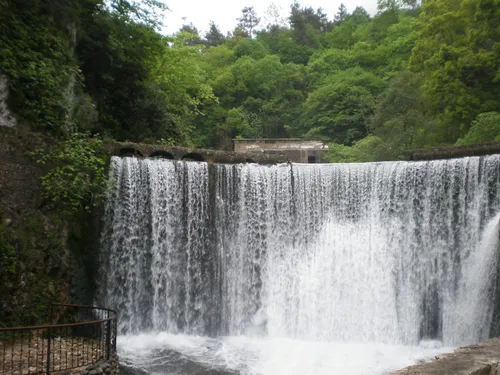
[30,133,108,216]
[326,135,391,162]
[0,0,78,133]
[456,112,500,146]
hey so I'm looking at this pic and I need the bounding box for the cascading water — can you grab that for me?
[99,155,500,375]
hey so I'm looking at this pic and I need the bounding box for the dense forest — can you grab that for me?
[1,0,500,161]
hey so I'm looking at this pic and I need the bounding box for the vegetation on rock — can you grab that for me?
[30,133,108,216]
[0,210,68,326]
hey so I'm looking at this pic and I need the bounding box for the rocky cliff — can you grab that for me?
[0,129,99,326]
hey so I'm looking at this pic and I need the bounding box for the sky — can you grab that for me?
[160,0,379,36]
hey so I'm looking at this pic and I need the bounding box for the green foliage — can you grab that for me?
[237,6,261,37]
[30,133,108,216]
[178,23,203,46]
[410,0,500,141]
[223,108,259,138]
[372,71,439,158]
[289,2,332,45]
[234,39,269,59]
[0,209,70,326]
[110,0,168,30]
[326,19,359,49]
[327,135,391,162]
[456,112,500,145]
[0,219,16,286]
[257,26,314,65]
[2,0,500,159]
[0,0,81,133]
[204,21,226,47]
[334,3,349,24]
[300,81,376,144]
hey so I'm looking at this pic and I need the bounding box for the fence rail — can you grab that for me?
[0,304,117,375]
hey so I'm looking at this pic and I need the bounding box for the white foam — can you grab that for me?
[118,333,454,375]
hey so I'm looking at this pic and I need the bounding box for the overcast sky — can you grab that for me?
[161,0,379,36]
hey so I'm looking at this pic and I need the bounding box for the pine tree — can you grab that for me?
[205,21,225,47]
[237,6,261,38]
[334,3,348,24]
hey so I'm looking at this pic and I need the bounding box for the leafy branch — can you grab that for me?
[30,133,109,216]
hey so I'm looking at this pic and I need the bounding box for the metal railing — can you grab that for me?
[0,304,117,375]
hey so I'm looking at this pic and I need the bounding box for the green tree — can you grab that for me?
[300,82,376,144]
[237,6,261,37]
[77,10,175,140]
[178,23,202,45]
[289,2,331,50]
[204,21,226,47]
[456,112,500,145]
[327,135,391,162]
[257,26,313,64]
[234,38,269,59]
[334,3,349,24]
[350,6,371,25]
[30,133,107,215]
[378,0,419,11]
[372,72,437,157]
[110,0,168,30]
[307,49,358,83]
[326,19,358,49]
[0,0,87,133]
[410,0,500,142]
[263,3,288,28]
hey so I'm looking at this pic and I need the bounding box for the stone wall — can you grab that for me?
[79,354,120,375]
[408,142,500,161]
[106,140,289,164]
[233,138,329,163]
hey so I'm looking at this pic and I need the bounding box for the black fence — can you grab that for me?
[0,304,117,375]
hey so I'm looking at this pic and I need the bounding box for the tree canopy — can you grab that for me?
[1,0,500,159]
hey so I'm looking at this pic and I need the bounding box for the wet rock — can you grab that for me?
[391,337,500,375]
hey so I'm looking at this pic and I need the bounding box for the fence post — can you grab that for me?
[46,327,51,375]
[112,319,116,353]
[106,320,111,360]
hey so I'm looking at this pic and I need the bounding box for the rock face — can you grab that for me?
[0,129,62,324]
[0,75,17,128]
[0,129,98,326]
[391,338,500,375]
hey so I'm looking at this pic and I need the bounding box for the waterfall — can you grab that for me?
[99,155,500,348]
